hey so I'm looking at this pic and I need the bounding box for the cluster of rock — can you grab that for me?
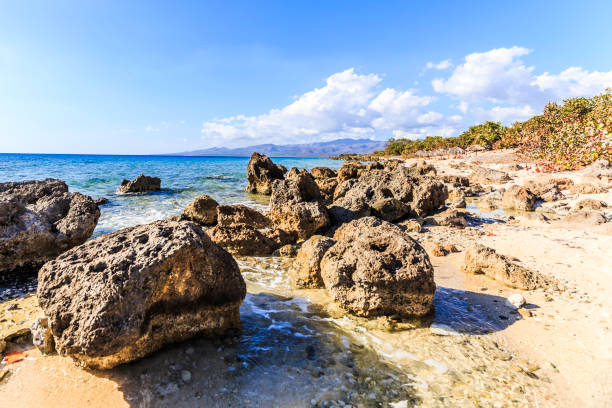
[0,179,100,274]
[245,154,446,319]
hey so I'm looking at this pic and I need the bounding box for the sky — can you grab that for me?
[1,1,611,155]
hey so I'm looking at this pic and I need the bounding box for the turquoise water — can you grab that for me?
[0,153,341,237]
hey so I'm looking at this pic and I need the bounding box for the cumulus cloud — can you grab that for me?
[433,46,612,123]
[432,47,535,104]
[201,68,453,146]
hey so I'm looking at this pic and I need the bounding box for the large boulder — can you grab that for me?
[329,168,448,225]
[37,218,246,369]
[469,166,510,184]
[117,174,161,194]
[217,204,271,229]
[320,217,435,317]
[461,244,549,290]
[315,178,338,205]
[501,185,537,211]
[183,195,219,225]
[337,162,364,182]
[245,152,287,195]
[523,179,564,202]
[269,174,329,239]
[207,224,273,256]
[370,198,410,222]
[0,179,100,273]
[289,235,336,289]
[311,167,337,179]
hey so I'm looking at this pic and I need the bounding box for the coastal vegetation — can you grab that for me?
[378,91,612,170]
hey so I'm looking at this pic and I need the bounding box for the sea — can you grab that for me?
[0,153,341,237]
[0,153,544,406]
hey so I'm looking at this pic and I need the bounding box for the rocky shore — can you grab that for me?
[1,150,611,407]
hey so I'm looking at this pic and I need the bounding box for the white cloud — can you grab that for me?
[145,125,160,133]
[426,59,452,70]
[472,105,537,124]
[200,68,450,147]
[432,46,612,124]
[534,67,612,99]
[432,46,534,104]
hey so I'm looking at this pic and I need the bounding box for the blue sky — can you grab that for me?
[1,1,611,154]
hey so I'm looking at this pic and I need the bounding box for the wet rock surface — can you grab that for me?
[245,153,287,195]
[0,179,100,274]
[116,174,161,194]
[289,235,336,289]
[321,217,435,317]
[37,218,246,369]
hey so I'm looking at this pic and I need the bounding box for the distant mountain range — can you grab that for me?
[166,138,387,157]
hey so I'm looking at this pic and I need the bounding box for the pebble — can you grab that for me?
[505,294,526,309]
[181,369,192,382]
[430,323,461,336]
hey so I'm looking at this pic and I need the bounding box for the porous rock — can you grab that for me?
[501,185,537,211]
[37,218,246,369]
[289,235,336,288]
[117,174,161,194]
[245,152,287,195]
[216,204,271,229]
[320,217,435,317]
[269,174,329,239]
[183,195,219,225]
[462,244,548,290]
[0,179,100,273]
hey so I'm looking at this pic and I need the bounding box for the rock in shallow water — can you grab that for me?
[37,218,246,369]
[321,217,435,318]
[289,235,336,289]
[0,179,100,273]
[245,152,287,195]
[116,174,161,194]
[182,195,219,225]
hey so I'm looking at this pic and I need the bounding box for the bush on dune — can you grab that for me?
[505,91,611,170]
[379,90,611,171]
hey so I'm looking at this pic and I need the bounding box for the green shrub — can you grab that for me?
[508,91,611,170]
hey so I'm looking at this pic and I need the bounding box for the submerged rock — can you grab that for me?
[116,174,161,193]
[183,195,219,225]
[0,179,100,273]
[501,185,537,211]
[289,235,336,289]
[245,152,287,195]
[217,204,271,229]
[462,244,548,290]
[37,218,246,369]
[320,217,435,318]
